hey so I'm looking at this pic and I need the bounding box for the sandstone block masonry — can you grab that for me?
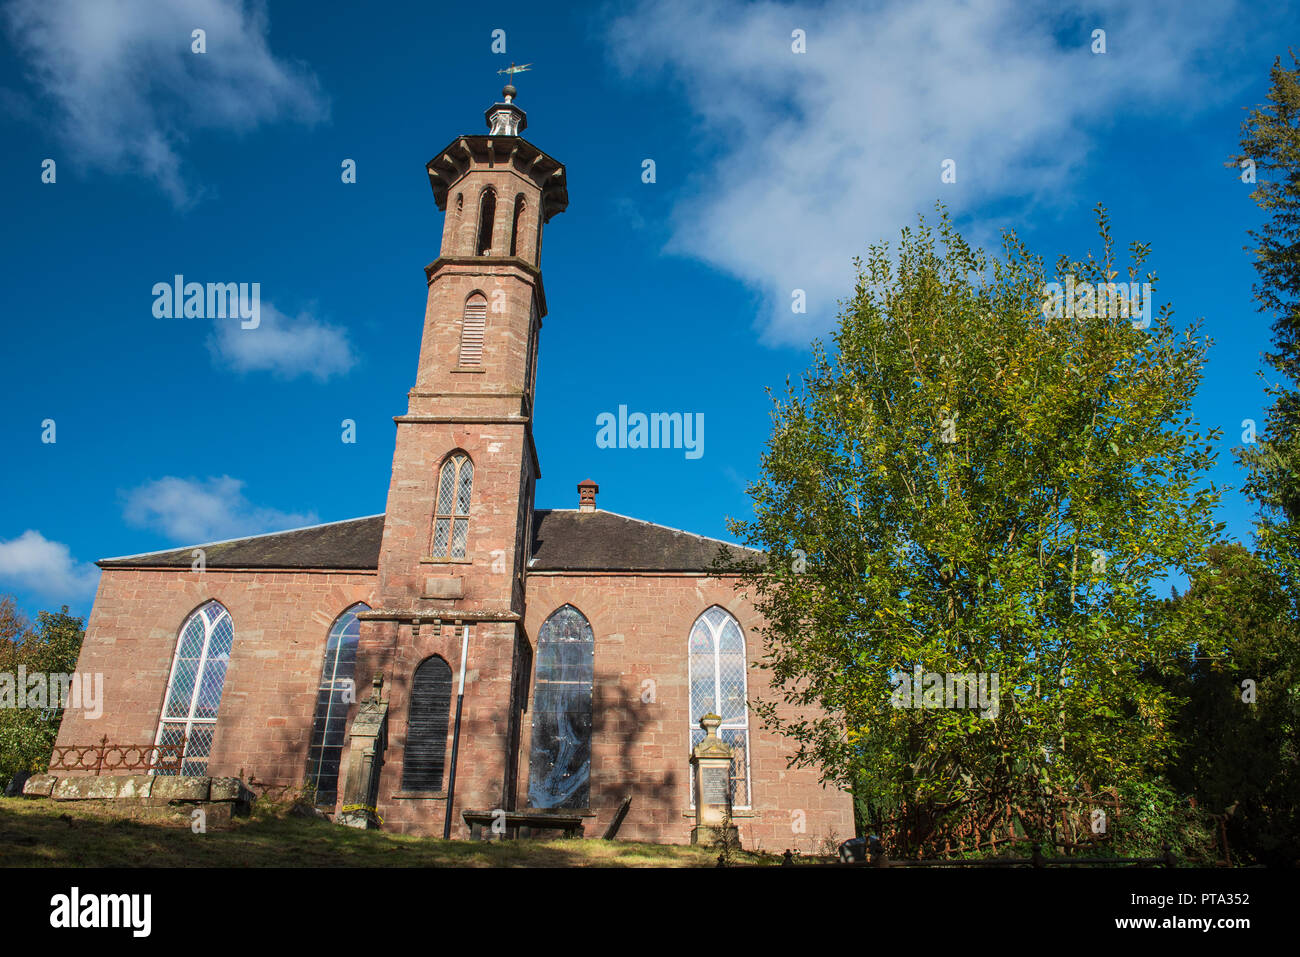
[23,773,254,828]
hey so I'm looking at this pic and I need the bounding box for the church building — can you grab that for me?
[52,85,853,852]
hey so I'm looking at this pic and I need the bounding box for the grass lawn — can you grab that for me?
[0,797,791,867]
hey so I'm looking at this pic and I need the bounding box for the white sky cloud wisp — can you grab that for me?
[605,0,1248,346]
[206,301,357,381]
[3,0,327,205]
[122,475,318,545]
[0,530,99,602]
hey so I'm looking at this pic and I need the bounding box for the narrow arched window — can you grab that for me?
[528,605,594,809]
[458,293,487,366]
[509,194,526,257]
[475,188,496,255]
[688,606,751,807]
[431,452,473,558]
[154,601,233,776]
[306,603,368,806]
[402,655,453,790]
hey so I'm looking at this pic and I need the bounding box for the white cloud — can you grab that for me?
[0,530,99,601]
[605,0,1248,346]
[3,0,327,205]
[206,301,357,381]
[122,476,317,544]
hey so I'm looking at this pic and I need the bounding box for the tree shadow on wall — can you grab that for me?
[586,680,679,834]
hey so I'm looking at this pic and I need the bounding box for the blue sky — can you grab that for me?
[1,0,1297,621]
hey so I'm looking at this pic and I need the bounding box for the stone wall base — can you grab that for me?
[22,773,253,829]
[690,824,740,847]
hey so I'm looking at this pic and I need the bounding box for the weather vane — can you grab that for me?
[497,62,533,85]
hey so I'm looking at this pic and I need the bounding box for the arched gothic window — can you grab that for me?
[306,603,369,805]
[402,655,453,790]
[528,605,594,809]
[155,600,233,776]
[509,194,526,257]
[458,293,487,366]
[688,606,751,806]
[431,452,473,558]
[475,188,496,255]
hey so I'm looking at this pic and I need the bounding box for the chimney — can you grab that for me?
[577,479,599,512]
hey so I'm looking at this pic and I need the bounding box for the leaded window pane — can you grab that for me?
[718,648,747,722]
[306,603,369,805]
[431,454,473,557]
[163,659,198,718]
[153,601,233,777]
[155,724,186,776]
[193,658,227,719]
[186,726,214,759]
[178,616,205,659]
[689,670,714,728]
[687,606,751,808]
[208,615,234,658]
[158,724,185,748]
[456,460,474,515]
[690,623,712,654]
[181,725,214,775]
[720,728,749,806]
[528,605,594,810]
[437,460,457,515]
[704,606,730,633]
[719,617,744,652]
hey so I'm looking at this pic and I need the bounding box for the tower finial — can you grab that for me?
[486,65,530,136]
[497,62,531,105]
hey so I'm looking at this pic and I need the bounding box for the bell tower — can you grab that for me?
[355,84,567,834]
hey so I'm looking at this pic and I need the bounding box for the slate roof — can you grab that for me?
[529,509,756,571]
[97,509,758,573]
[97,515,386,570]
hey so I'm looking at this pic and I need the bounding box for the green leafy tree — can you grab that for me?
[1164,545,1300,865]
[0,599,86,790]
[1182,49,1300,867]
[729,207,1222,849]
[1231,52,1300,569]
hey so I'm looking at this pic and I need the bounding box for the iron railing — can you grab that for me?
[48,735,186,776]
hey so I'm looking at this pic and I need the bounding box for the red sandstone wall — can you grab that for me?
[354,619,522,837]
[440,167,545,266]
[521,572,855,854]
[56,564,853,853]
[54,567,376,784]
[412,262,540,397]
[372,421,532,620]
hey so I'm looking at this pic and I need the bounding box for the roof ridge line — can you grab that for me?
[545,506,764,554]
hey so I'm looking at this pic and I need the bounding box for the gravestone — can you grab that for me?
[689,713,740,847]
[338,672,388,829]
[3,771,31,797]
